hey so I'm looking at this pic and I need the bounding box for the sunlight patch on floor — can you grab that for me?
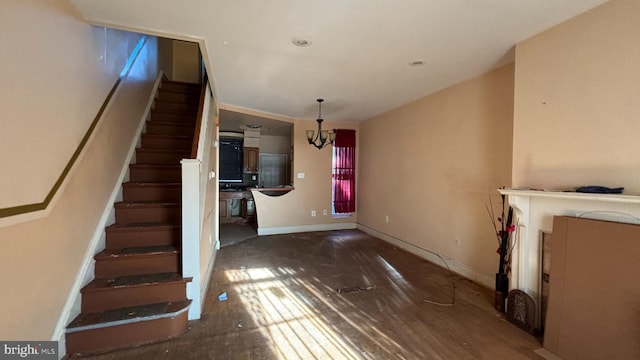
[225,267,408,359]
[226,267,363,359]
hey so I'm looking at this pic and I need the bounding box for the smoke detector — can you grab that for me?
[292,37,312,47]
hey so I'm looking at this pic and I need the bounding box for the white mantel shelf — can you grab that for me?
[499,188,640,204]
[496,188,640,328]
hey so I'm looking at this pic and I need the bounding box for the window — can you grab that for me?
[332,129,356,215]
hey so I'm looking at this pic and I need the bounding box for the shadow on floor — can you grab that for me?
[219,222,257,247]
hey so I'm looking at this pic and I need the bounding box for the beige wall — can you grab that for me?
[0,1,163,341]
[358,64,515,281]
[260,134,291,154]
[253,118,358,229]
[0,1,143,209]
[513,0,640,192]
[158,37,174,79]
[172,40,200,83]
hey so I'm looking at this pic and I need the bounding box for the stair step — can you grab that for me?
[81,273,191,313]
[65,300,191,355]
[94,245,180,278]
[157,91,200,104]
[136,148,190,165]
[141,134,193,150]
[106,222,180,249]
[145,121,195,136]
[153,100,198,115]
[160,80,201,93]
[114,201,180,224]
[149,110,197,124]
[122,182,181,202]
[129,164,181,183]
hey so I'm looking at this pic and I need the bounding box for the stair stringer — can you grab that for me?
[51,71,165,357]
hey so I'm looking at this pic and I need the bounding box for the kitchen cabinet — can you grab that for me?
[244,147,259,173]
[219,199,228,218]
[219,191,254,223]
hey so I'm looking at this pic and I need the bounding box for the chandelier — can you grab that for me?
[306,99,335,149]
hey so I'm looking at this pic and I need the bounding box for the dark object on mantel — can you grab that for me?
[575,186,624,194]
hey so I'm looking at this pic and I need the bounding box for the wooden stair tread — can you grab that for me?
[153,99,198,107]
[129,164,181,169]
[122,182,181,187]
[106,222,180,231]
[146,119,196,126]
[161,81,200,89]
[66,300,191,332]
[82,273,191,292]
[96,245,178,259]
[114,201,179,208]
[141,133,192,140]
[136,148,190,154]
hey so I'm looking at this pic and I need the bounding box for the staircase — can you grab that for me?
[65,80,202,355]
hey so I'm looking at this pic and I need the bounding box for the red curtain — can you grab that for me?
[333,129,356,214]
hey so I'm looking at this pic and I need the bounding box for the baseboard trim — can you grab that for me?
[356,223,493,289]
[257,222,357,236]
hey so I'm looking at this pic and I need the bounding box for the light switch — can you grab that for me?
[297,172,305,179]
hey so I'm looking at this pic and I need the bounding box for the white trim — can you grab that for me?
[257,222,357,236]
[357,223,493,289]
[499,188,640,204]
[52,71,164,358]
[181,159,202,320]
[200,245,218,307]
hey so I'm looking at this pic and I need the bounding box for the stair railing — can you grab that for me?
[181,77,213,320]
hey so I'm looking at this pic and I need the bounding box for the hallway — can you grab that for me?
[71,230,542,359]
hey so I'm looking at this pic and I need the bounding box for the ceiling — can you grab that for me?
[70,0,609,123]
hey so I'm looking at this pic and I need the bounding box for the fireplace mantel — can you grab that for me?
[498,188,640,326]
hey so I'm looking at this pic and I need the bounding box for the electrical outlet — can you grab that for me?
[297,172,305,179]
[385,215,389,223]
[454,237,461,246]
[311,210,316,217]
[323,209,328,216]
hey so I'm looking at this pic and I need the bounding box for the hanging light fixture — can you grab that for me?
[306,99,335,149]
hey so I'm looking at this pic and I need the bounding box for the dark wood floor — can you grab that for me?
[71,230,543,359]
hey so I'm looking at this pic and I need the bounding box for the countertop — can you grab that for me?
[250,187,294,192]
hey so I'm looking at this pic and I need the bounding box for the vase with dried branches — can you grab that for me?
[487,190,515,312]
